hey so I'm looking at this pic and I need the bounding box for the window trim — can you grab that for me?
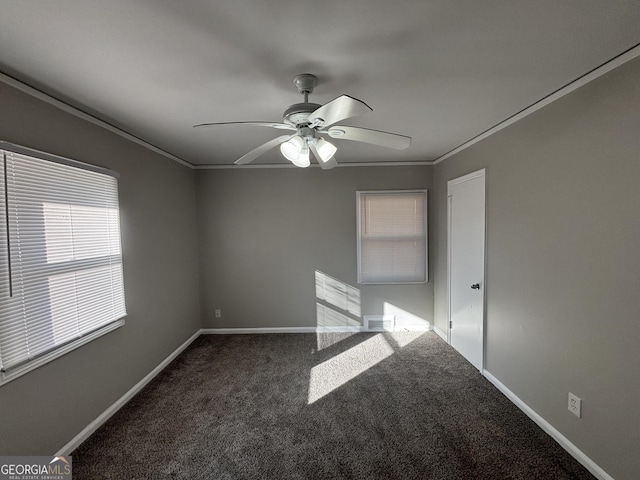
[356,189,428,285]
[0,141,125,387]
[0,319,124,385]
[0,141,120,178]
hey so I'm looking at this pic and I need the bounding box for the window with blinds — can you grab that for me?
[357,190,427,284]
[0,142,126,384]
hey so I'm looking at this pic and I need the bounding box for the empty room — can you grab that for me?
[0,2,639,479]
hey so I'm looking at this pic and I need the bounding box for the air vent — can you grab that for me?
[364,315,395,332]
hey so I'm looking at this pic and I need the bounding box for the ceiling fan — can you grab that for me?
[194,74,411,169]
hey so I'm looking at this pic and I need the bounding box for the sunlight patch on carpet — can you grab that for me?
[387,331,425,348]
[315,328,359,351]
[308,334,394,404]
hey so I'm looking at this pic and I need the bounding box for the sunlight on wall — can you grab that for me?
[308,334,394,404]
[383,302,430,331]
[315,271,362,350]
[315,271,361,317]
[316,303,361,329]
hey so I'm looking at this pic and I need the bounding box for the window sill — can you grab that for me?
[0,318,125,387]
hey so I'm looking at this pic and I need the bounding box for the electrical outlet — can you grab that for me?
[568,392,581,418]
[215,309,221,318]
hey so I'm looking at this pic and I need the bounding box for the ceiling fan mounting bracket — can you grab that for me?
[292,73,318,95]
[282,74,326,126]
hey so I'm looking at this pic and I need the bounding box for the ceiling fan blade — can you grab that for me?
[194,121,295,131]
[307,95,372,129]
[309,142,337,170]
[325,126,411,150]
[235,135,294,165]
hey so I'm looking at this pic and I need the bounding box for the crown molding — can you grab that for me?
[193,160,433,170]
[0,72,194,169]
[433,43,640,165]
[5,41,638,171]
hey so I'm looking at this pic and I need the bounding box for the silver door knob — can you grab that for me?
[471,283,480,290]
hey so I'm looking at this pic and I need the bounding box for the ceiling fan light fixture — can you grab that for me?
[280,135,304,161]
[199,73,411,168]
[291,146,310,168]
[314,138,337,163]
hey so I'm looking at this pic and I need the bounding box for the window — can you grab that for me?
[0,142,126,384]
[357,190,427,284]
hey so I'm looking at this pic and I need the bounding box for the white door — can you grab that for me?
[447,169,485,370]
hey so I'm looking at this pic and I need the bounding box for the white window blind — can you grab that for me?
[357,190,427,284]
[0,144,126,383]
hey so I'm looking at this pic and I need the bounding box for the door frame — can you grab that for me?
[446,168,487,370]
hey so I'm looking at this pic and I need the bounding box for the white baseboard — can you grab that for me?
[433,326,447,341]
[56,330,202,455]
[482,371,613,480]
[201,327,318,334]
[202,326,434,334]
[396,324,432,332]
[317,326,364,333]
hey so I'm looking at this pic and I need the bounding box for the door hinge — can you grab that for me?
[449,321,453,329]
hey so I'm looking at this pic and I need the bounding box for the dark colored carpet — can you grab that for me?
[72,332,595,479]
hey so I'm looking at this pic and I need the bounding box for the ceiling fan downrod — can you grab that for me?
[283,73,322,124]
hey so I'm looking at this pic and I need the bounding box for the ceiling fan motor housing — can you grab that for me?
[283,102,321,126]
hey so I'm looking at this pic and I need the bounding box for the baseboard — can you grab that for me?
[201,327,318,334]
[56,329,202,456]
[202,326,434,334]
[433,326,447,341]
[482,371,613,480]
[317,326,364,333]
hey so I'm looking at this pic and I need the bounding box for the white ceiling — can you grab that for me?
[1,1,639,167]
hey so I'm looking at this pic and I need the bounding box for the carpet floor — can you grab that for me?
[71,332,595,479]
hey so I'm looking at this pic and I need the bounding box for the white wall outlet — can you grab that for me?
[215,309,221,318]
[568,392,582,418]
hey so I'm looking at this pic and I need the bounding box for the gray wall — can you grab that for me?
[0,82,201,454]
[196,166,433,330]
[433,57,640,479]
[3,52,638,478]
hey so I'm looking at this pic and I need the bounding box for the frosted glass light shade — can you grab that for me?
[280,136,305,161]
[315,138,337,163]
[291,147,310,168]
